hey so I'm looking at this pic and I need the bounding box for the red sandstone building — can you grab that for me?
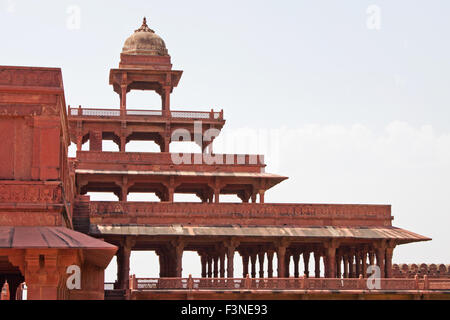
[1,18,449,300]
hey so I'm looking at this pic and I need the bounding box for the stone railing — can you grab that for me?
[129,276,450,291]
[68,107,224,121]
[392,263,450,278]
[89,202,392,227]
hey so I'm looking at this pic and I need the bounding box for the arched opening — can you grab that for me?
[126,140,161,153]
[127,193,161,202]
[170,141,201,154]
[182,251,202,278]
[126,90,162,111]
[0,256,25,300]
[86,192,119,202]
[82,182,122,201]
[221,184,254,203]
[128,182,168,202]
[126,132,163,152]
[102,132,120,152]
[174,183,212,203]
[130,251,160,278]
[218,194,242,203]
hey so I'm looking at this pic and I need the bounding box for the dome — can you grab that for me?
[122,18,168,56]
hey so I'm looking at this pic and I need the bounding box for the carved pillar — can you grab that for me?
[347,254,354,278]
[258,251,265,278]
[343,253,349,278]
[368,251,375,266]
[76,130,82,151]
[162,123,170,153]
[355,250,362,278]
[214,187,220,203]
[171,240,184,278]
[284,252,291,277]
[267,250,274,278]
[293,251,300,278]
[219,252,226,278]
[120,84,127,110]
[242,252,249,277]
[324,241,338,278]
[374,241,387,278]
[207,255,213,278]
[276,240,288,278]
[213,255,219,278]
[385,245,395,278]
[225,240,239,278]
[117,237,134,289]
[250,252,257,278]
[200,253,207,278]
[303,250,310,278]
[258,189,265,203]
[120,133,126,152]
[162,85,171,116]
[314,251,321,278]
[336,252,342,278]
[156,249,164,277]
[361,248,368,277]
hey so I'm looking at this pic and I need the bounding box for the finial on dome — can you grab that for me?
[135,17,154,33]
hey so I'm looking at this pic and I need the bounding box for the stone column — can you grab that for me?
[347,254,354,278]
[250,252,257,278]
[118,237,134,289]
[120,84,127,110]
[324,241,338,278]
[368,251,375,266]
[200,253,207,278]
[76,132,82,151]
[355,250,362,278]
[336,253,342,278]
[267,250,274,278]
[242,252,249,277]
[277,243,288,278]
[258,251,265,278]
[219,252,226,278]
[293,251,300,278]
[120,133,126,152]
[284,252,290,278]
[156,249,164,278]
[207,255,213,278]
[303,251,310,278]
[213,255,219,278]
[361,248,368,277]
[375,247,386,278]
[343,254,349,278]
[259,189,265,203]
[225,240,239,278]
[162,86,171,116]
[214,187,220,203]
[314,251,321,278]
[385,246,395,278]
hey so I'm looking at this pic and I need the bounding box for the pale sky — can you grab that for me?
[1,1,449,280]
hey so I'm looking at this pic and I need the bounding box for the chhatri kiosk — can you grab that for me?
[1,18,446,300]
